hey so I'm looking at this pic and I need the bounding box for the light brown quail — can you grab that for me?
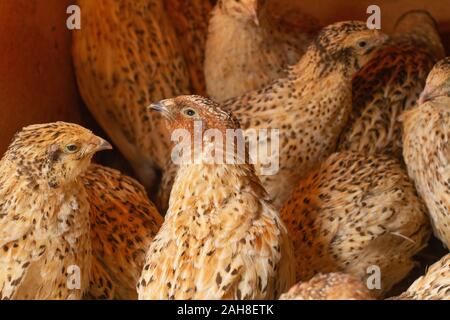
[138,96,295,299]
[0,122,111,299]
[403,57,450,249]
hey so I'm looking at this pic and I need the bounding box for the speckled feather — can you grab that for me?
[219,21,388,209]
[165,0,212,95]
[0,122,110,299]
[83,164,163,299]
[339,10,445,158]
[85,258,115,300]
[403,57,450,249]
[393,254,450,300]
[205,0,320,101]
[281,151,430,298]
[73,0,191,188]
[280,272,373,300]
[138,96,295,299]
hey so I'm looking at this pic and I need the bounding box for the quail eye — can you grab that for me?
[65,144,79,153]
[183,108,197,117]
[358,41,367,48]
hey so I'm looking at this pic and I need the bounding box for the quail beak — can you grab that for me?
[89,136,113,153]
[148,100,174,120]
[418,89,433,105]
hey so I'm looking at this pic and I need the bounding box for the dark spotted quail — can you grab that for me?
[339,10,445,158]
[403,57,450,250]
[0,122,111,299]
[281,151,430,298]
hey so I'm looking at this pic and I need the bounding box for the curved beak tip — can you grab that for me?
[148,101,172,119]
[418,91,431,105]
[148,102,164,112]
[96,138,113,152]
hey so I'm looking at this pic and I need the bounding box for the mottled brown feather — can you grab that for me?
[73,0,191,188]
[281,151,430,298]
[339,10,445,158]
[83,164,163,299]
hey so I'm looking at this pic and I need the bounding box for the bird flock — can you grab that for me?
[0,0,449,300]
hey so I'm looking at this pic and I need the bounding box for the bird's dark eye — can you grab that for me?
[358,41,367,48]
[183,108,197,117]
[65,144,79,153]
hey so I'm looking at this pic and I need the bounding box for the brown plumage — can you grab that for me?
[159,22,388,210]
[83,164,163,299]
[85,258,115,300]
[280,273,373,300]
[138,96,295,299]
[72,0,190,189]
[281,151,431,298]
[156,158,178,214]
[403,57,450,250]
[165,0,212,95]
[0,122,112,299]
[393,254,450,300]
[204,0,320,101]
[339,10,445,158]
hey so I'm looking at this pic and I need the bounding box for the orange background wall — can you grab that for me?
[0,0,85,153]
[0,0,449,154]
